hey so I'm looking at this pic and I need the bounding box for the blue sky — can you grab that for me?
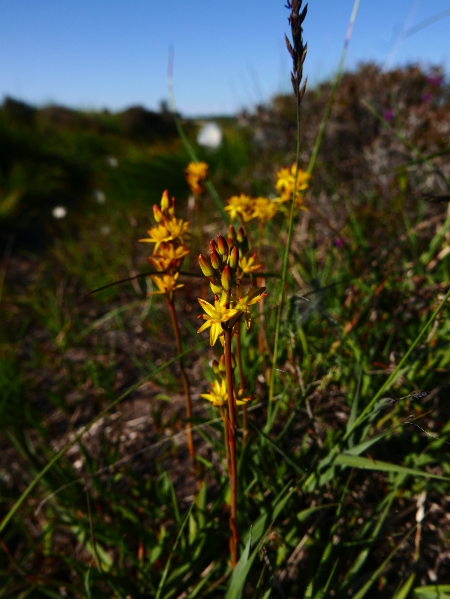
[0,0,449,116]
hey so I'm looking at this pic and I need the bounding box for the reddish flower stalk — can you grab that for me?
[234,323,248,445]
[166,297,197,474]
[224,327,238,567]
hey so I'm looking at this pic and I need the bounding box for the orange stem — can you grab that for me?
[166,296,196,470]
[224,327,238,567]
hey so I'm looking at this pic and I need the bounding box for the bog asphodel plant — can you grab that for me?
[140,191,198,472]
[197,230,266,566]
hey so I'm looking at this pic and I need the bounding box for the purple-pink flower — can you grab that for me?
[428,75,443,87]
[383,108,394,122]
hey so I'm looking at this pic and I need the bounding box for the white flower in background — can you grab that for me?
[106,156,118,168]
[52,206,67,219]
[197,122,223,149]
[94,189,106,204]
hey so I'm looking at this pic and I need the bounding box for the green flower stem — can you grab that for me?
[166,296,196,469]
[268,93,301,413]
[224,326,238,567]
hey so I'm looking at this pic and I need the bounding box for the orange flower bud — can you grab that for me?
[219,355,226,374]
[228,224,237,246]
[228,246,239,269]
[236,226,245,243]
[210,248,221,270]
[230,353,236,370]
[221,265,232,290]
[209,239,218,253]
[199,253,215,277]
[212,359,220,375]
[217,235,229,260]
[161,190,169,212]
[210,280,222,294]
[153,204,163,223]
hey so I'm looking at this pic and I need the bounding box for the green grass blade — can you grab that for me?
[335,453,450,481]
[155,495,196,599]
[248,421,304,475]
[413,585,450,598]
[267,93,300,410]
[344,287,450,442]
[352,522,418,599]
[225,528,252,599]
[394,573,416,599]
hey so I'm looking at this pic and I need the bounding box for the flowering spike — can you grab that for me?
[199,253,215,278]
[221,265,232,291]
[228,246,239,270]
[217,235,229,260]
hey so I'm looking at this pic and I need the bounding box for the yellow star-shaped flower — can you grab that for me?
[197,298,238,346]
[165,217,189,239]
[139,224,172,253]
[239,254,262,276]
[275,164,311,205]
[234,286,266,329]
[200,378,228,407]
[151,273,184,295]
[252,196,278,223]
[225,194,253,222]
[201,378,252,408]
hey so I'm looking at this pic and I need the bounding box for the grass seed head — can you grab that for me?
[285,0,308,104]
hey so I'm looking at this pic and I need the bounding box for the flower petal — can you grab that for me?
[198,298,217,318]
[197,320,212,334]
[210,322,222,346]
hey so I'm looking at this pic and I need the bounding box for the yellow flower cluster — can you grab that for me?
[185,161,208,196]
[225,165,310,225]
[201,357,251,408]
[274,164,311,208]
[225,194,278,225]
[139,190,190,296]
[197,234,266,347]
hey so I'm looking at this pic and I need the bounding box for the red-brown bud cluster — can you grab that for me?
[198,234,241,295]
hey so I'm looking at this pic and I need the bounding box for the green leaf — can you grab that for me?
[394,573,416,599]
[414,586,450,599]
[225,528,252,599]
[155,497,196,599]
[84,560,93,599]
[335,453,450,481]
